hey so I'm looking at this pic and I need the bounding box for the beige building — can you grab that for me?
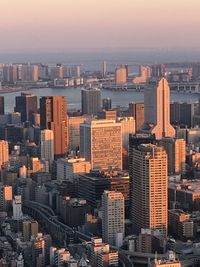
[160,138,186,175]
[102,191,124,247]
[80,119,122,170]
[130,144,168,236]
[133,65,151,84]
[118,116,135,151]
[68,116,87,150]
[0,140,9,169]
[56,157,91,181]
[41,129,54,163]
[0,185,12,211]
[129,102,145,131]
[144,78,175,140]
[31,157,47,173]
[115,66,127,84]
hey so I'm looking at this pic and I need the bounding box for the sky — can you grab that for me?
[1,0,200,52]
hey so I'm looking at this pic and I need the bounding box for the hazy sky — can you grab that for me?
[1,0,200,52]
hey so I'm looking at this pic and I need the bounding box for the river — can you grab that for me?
[2,87,199,113]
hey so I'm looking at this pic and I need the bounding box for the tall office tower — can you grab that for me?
[129,102,144,131]
[118,117,135,151]
[13,195,23,220]
[23,220,38,241]
[170,102,198,127]
[102,98,112,110]
[130,144,168,236]
[102,191,124,247]
[80,119,122,170]
[0,185,12,211]
[50,64,63,80]
[143,78,175,140]
[21,64,38,81]
[152,64,165,78]
[15,93,37,123]
[115,66,127,84]
[2,64,18,83]
[41,129,54,163]
[40,96,68,157]
[122,64,128,78]
[159,137,186,175]
[68,116,86,151]
[103,61,107,78]
[0,140,9,169]
[0,96,4,114]
[81,88,101,116]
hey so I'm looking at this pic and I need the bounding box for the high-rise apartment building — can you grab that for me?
[102,191,124,247]
[50,64,63,80]
[118,117,135,151]
[80,119,122,170]
[68,116,86,151]
[0,140,9,169]
[143,78,175,140]
[81,88,101,115]
[40,96,68,157]
[41,129,54,163]
[0,96,4,114]
[130,144,168,236]
[129,102,144,131]
[15,93,37,123]
[21,64,39,81]
[159,137,186,175]
[0,184,12,211]
[13,195,23,220]
[115,66,127,84]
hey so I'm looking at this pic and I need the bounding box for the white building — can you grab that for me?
[102,191,124,247]
[56,158,91,181]
[13,195,23,220]
[41,129,54,163]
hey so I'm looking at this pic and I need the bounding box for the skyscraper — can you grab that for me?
[118,117,135,151]
[103,61,107,78]
[80,119,122,170]
[159,137,186,175]
[129,102,144,132]
[0,96,4,115]
[40,96,68,157]
[115,66,127,84]
[81,88,101,115]
[130,143,168,236]
[0,140,9,169]
[143,78,175,140]
[102,191,124,247]
[15,93,37,123]
[41,129,54,163]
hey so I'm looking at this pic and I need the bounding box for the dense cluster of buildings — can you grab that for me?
[2,61,200,266]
